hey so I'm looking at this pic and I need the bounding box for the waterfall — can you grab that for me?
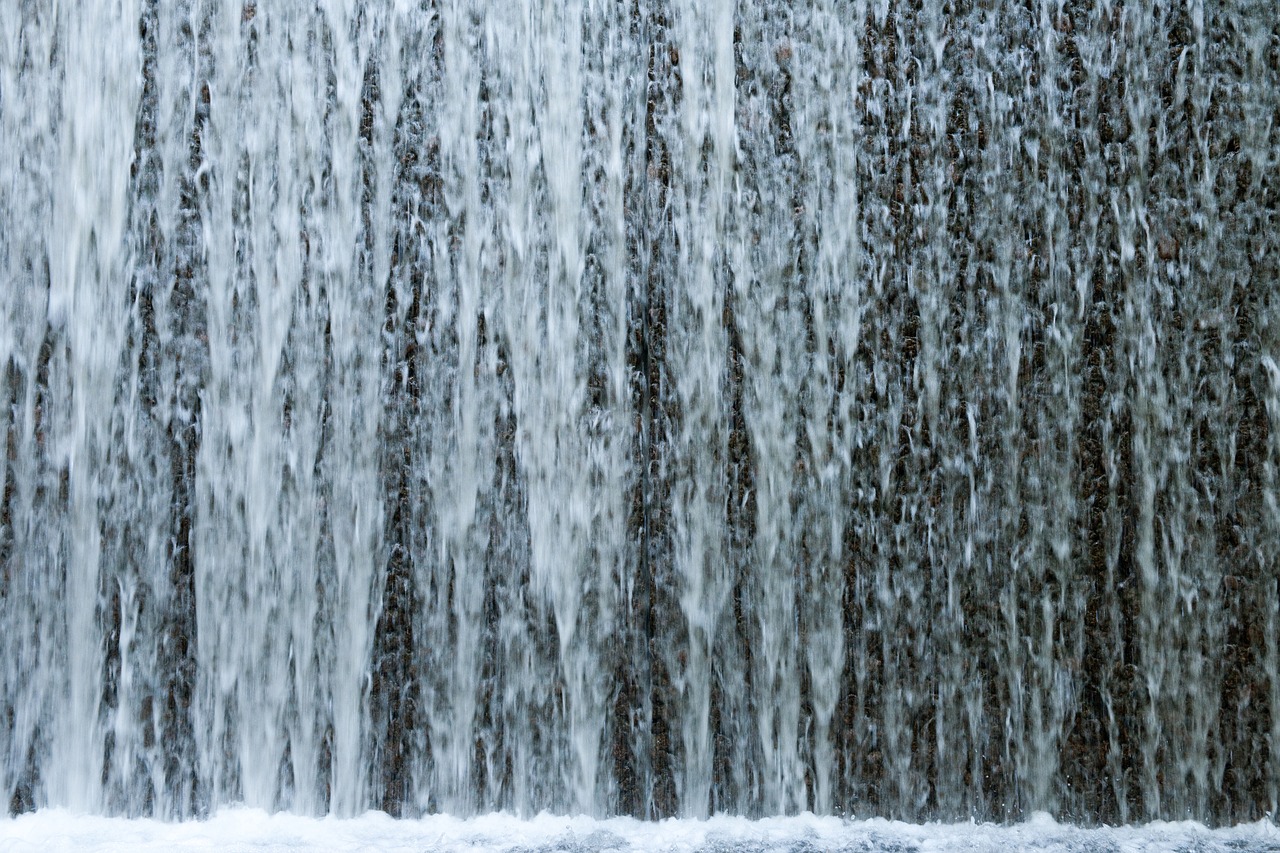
[1,0,1278,825]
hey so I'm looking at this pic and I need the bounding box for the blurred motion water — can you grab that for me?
[0,0,1277,825]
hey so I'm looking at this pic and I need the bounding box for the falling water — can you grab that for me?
[1,0,1278,826]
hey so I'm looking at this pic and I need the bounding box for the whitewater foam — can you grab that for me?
[2,810,1278,853]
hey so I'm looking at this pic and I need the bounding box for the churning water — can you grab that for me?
[1,0,1278,827]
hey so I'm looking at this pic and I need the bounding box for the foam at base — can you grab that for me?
[3,810,1278,853]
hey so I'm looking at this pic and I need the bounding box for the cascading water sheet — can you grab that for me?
[0,0,1278,826]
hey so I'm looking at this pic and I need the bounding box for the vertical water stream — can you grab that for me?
[1,0,1278,825]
